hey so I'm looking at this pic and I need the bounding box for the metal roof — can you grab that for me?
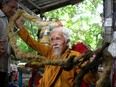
[19,0,84,15]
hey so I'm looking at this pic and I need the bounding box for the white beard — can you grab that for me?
[54,50,62,57]
[53,46,62,57]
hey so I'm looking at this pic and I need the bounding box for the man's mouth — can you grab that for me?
[53,46,60,52]
[53,46,59,50]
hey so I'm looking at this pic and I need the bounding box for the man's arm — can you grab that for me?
[0,20,5,55]
[15,16,52,57]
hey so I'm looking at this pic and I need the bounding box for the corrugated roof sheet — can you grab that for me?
[19,0,84,15]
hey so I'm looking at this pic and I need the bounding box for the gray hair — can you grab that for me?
[0,0,19,8]
[51,27,71,41]
[2,0,19,4]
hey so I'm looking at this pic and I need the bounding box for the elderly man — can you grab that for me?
[0,0,18,86]
[15,17,99,87]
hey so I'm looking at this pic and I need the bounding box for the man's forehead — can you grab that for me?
[8,0,18,8]
[51,32,62,37]
[51,29,62,34]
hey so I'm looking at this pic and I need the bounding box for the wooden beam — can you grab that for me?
[35,0,70,14]
[70,0,84,5]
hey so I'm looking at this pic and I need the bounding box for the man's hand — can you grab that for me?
[15,16,24,29]
[0,39,5,54]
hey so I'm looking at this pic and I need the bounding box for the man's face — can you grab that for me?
[50,30,68,57]
[2,0,18,17]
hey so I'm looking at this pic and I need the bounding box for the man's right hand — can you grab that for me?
[15,16,24,29]
[0,39,5,54]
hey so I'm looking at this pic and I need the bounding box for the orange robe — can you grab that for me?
[18,28,99,87]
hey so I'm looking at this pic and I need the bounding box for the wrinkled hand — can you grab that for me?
[89,54,96,62]
[15,16,24,29]
[89,54,98,72]
[63,55,76,71]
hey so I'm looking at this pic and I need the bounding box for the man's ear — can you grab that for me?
[66,39,70,45]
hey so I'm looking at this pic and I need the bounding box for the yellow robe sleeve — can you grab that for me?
[17,28,53,57]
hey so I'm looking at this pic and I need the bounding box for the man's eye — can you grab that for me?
[50,38,54,41]
[56,38,60,41]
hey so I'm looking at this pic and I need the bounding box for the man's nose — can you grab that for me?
[52,41,58,46]
[52,42,58,46]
